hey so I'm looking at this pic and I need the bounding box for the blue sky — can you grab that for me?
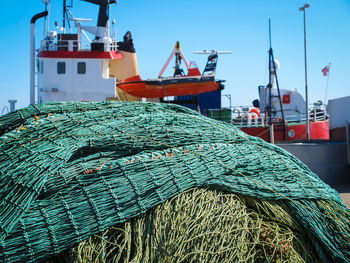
[0,0,349,112]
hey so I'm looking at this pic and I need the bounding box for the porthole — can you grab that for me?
[288,129,295,138]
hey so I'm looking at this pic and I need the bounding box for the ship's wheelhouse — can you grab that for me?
[37,52,121,103]
[33,0,141,103]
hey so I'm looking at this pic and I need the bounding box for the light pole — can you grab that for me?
[299,3,311,140]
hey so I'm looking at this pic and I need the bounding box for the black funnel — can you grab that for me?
[81,0,116,27]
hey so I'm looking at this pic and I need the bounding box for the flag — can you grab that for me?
[322,65,330,76]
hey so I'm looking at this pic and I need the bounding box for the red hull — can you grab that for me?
[241,120,329,142]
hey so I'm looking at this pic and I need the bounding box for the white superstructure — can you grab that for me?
[259,60,306,122]
[38,57,116,102]
[31,0,141,104]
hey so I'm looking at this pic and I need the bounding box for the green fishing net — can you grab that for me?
[0,101,349,262]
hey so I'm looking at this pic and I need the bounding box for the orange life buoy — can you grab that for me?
[249,108,260,119]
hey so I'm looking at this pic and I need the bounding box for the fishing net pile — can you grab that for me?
[0,101,349,263]
[48,188,319,263]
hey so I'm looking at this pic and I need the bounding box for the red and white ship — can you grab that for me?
[228,58,329,142]
[208,22,329,143]
[30,0,224,106]
[31,0,148,104]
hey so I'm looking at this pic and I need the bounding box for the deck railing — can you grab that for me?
[41,39,119,52]
[208,104,327,128]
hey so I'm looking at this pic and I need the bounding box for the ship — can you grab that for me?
[31,0,143,103]
[203,21,329,143]
[30,0,224,105]
[230,57,330,142]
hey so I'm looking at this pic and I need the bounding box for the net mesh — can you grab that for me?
[0,101,349,263]
[47,188,318,263]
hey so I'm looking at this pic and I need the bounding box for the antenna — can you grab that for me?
[112,19,116,40]
[194,49,231,76]
[42,0,51,38]
[194,50,232,55]
[65,8,93,44]
[269,19,272,50]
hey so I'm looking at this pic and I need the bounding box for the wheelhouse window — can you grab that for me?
[40,61,44,74]
[77,62,86,74]
[57,62,66,74]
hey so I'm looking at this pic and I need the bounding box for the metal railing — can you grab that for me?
[41,40,79,51]
[108,41,119,51]
[41,40,119,52]
[208,104,327,128]
[232,114,268,128]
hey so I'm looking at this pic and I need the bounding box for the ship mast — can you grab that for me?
[63,0,74,31]
[268,19,287,140]
[63,0,66,28]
